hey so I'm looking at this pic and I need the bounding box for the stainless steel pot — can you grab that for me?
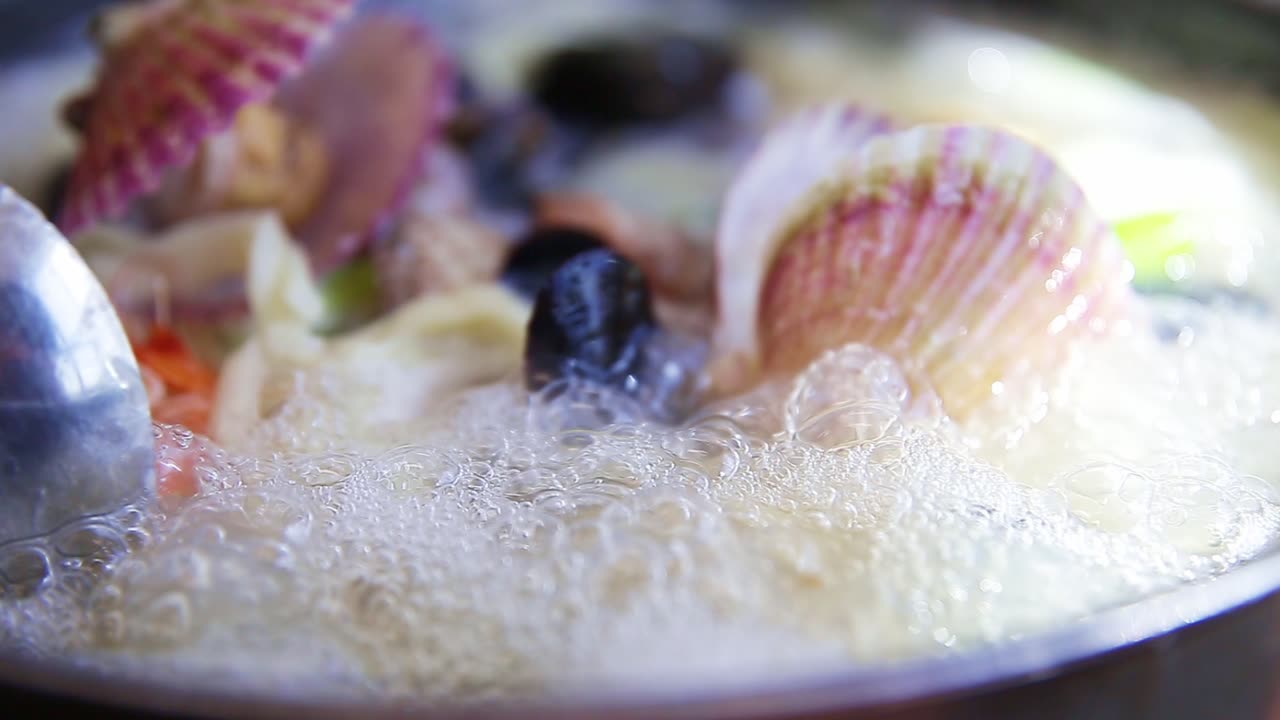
[2,1,1280,717]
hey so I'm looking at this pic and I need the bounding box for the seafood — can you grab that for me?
[58,0,356,234]
[58,1,451,273]
[500,225,607,299]
[529,31,738,129]
[712,104,893,372]
[532,192,716,337]
[712,121,1138,419]
[143,101,331,230]
[536,191,713,304]
[273,13,454,271]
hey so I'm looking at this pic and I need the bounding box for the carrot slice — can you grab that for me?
[137,329,218,500]
[134,326,218,397]
[133,324,219,439]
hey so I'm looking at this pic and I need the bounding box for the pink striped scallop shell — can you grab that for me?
[712,104,893,383]
[58,0,357,236]
[712,122,1138,420]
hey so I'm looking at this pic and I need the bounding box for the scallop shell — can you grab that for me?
[58,0,357,235]
[712,123,1137,420]
[713,104,893,366]
[274,13,455,272]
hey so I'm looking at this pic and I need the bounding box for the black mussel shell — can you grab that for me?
[501,225,607,299]
[529,32,737,130]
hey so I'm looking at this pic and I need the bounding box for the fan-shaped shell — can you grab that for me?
[713,122,1137,420]
[58,0,357,235]
[712,104,893,379]
[274,13,455,272]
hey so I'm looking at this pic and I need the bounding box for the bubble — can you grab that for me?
[0,546,52,599]
[5,291,1280,704]
[784,344,911,431]
[53,524,126,561]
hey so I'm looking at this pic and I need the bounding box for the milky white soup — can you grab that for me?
[3,0,1280,706]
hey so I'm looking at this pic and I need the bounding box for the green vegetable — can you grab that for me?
[1114,212,1197,287]
[319,256,383,334]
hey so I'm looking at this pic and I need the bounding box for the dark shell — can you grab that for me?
[529,32,737,130]
[501,225,607,299]
[525,248,656,393]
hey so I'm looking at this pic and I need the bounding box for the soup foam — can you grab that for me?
[3,295,1280,702]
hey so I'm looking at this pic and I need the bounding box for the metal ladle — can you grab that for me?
[0,185,153,544]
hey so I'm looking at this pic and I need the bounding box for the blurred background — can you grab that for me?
[2,0,1280,97]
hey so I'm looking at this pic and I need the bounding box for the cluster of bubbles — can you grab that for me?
[3,296,1280,702]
